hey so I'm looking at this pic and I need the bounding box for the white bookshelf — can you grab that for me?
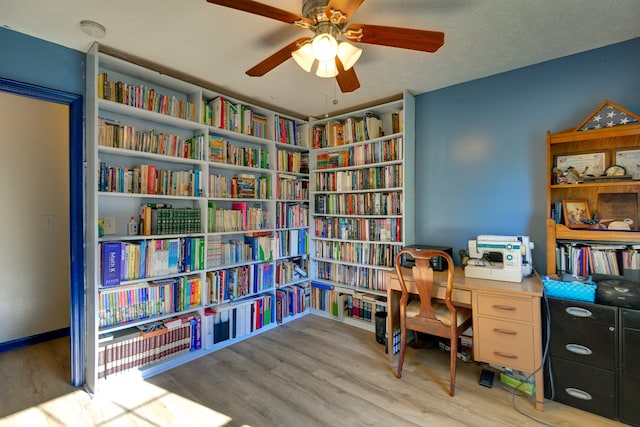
[85,43,310,392]
[308,93,415,331]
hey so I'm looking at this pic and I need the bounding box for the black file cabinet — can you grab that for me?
[545,298,640,425]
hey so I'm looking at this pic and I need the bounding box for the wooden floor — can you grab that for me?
[0,314,626,427]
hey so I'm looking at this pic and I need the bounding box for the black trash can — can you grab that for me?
[375,311,387,345]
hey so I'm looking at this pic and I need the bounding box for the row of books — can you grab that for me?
[100,237,205,286]
[209,135,269,169]
[138,204,201,236]
[275,285,308,323]
[275,229,308,259]
[339,294,384,323]
[314,164,403,192]
[314,191,403,216]
[276,150,308,174]
[276,202,309,229]
[556,242,640,276]
[98,276,202,328]
[98,162,203,197]
[206,235,252,268]
[98,73,196,122]
[277,174,308,201]
[315,261,388,291]
[310,283,338,316]
[97,313,200,379]
[98,119,206,161]
[207,96,268,139]
[550,201,563,224]
[313,217,402,242]
[275,258,308,286]
[203,295,272,346]
[206,263,274,304]
[315,138,403,169]
[209,173,271,199]
[275,115,303,146]
[314,240,401,268]
[207,201,268,233]
[311,112,383,148]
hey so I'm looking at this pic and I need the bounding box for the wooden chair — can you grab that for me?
[394,248,472,396]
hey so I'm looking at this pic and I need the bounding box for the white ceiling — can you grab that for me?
[1,0,639,118]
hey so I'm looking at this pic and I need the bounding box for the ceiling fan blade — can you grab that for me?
[206,0,313,26]
[344,24,444,52]
[335,57,360,93]
[325,0,365,24]
[246,37,311,77]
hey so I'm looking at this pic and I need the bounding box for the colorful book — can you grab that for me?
[101,242,123,286]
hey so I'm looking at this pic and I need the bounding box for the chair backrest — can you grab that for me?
[394,248,456,333]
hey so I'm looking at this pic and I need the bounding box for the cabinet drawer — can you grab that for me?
[477,294,533,322]
[550,356,616,420]
[548,298,617,369]
[476,317,535,371]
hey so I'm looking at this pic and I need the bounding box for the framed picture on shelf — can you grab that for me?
[562,199,592,229]
[555,152,606,183]
[615,149,640,180]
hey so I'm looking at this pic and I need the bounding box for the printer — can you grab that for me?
[465,235,534,283]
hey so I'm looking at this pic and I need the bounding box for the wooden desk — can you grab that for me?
[386,266,544,411]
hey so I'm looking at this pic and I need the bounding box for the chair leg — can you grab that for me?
[449,338,458,396]
[411,330,419,348]
[396,327,407,378]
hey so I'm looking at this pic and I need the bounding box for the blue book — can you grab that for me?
[167,239,180,274]
[139,240,147,279]
[101,242,123,286]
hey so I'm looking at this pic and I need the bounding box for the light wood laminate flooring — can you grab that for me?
[0,314,624,426]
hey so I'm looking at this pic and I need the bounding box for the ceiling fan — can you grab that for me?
[206,0,445,93]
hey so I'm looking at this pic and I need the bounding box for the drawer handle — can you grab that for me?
[565,344,592,355]
[492,305,516,311]
[494,351,518,359]
[565,388,592,401]
[565,307,592,318]
[493,328,517,335]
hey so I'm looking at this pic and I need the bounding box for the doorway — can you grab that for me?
[0,77,84,387]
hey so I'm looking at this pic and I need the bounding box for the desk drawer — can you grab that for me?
[477,294,533,322]
[432,286,472,306]
[476,317,535,371]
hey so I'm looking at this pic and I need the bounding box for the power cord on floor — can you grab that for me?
[505,268,554,427]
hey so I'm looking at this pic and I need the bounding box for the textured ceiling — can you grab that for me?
[1,0,639,118]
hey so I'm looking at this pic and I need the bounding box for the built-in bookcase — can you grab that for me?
[308,93,415,331]
[85,43,310,392]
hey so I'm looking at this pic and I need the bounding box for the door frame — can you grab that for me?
[0,77,85,387]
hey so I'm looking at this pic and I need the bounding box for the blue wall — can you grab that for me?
[415,37,640,273]
[0,27,84,95]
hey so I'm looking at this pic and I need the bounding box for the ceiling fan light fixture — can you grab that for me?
[292,43,315,72]
[311,32,338,62]
[315,59,338,78]
[337,41,362,71]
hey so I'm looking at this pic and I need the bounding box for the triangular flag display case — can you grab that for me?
[576,100,640,132]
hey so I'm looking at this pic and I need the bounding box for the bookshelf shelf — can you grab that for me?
[308,93,415,332]
[86,43,310,392]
